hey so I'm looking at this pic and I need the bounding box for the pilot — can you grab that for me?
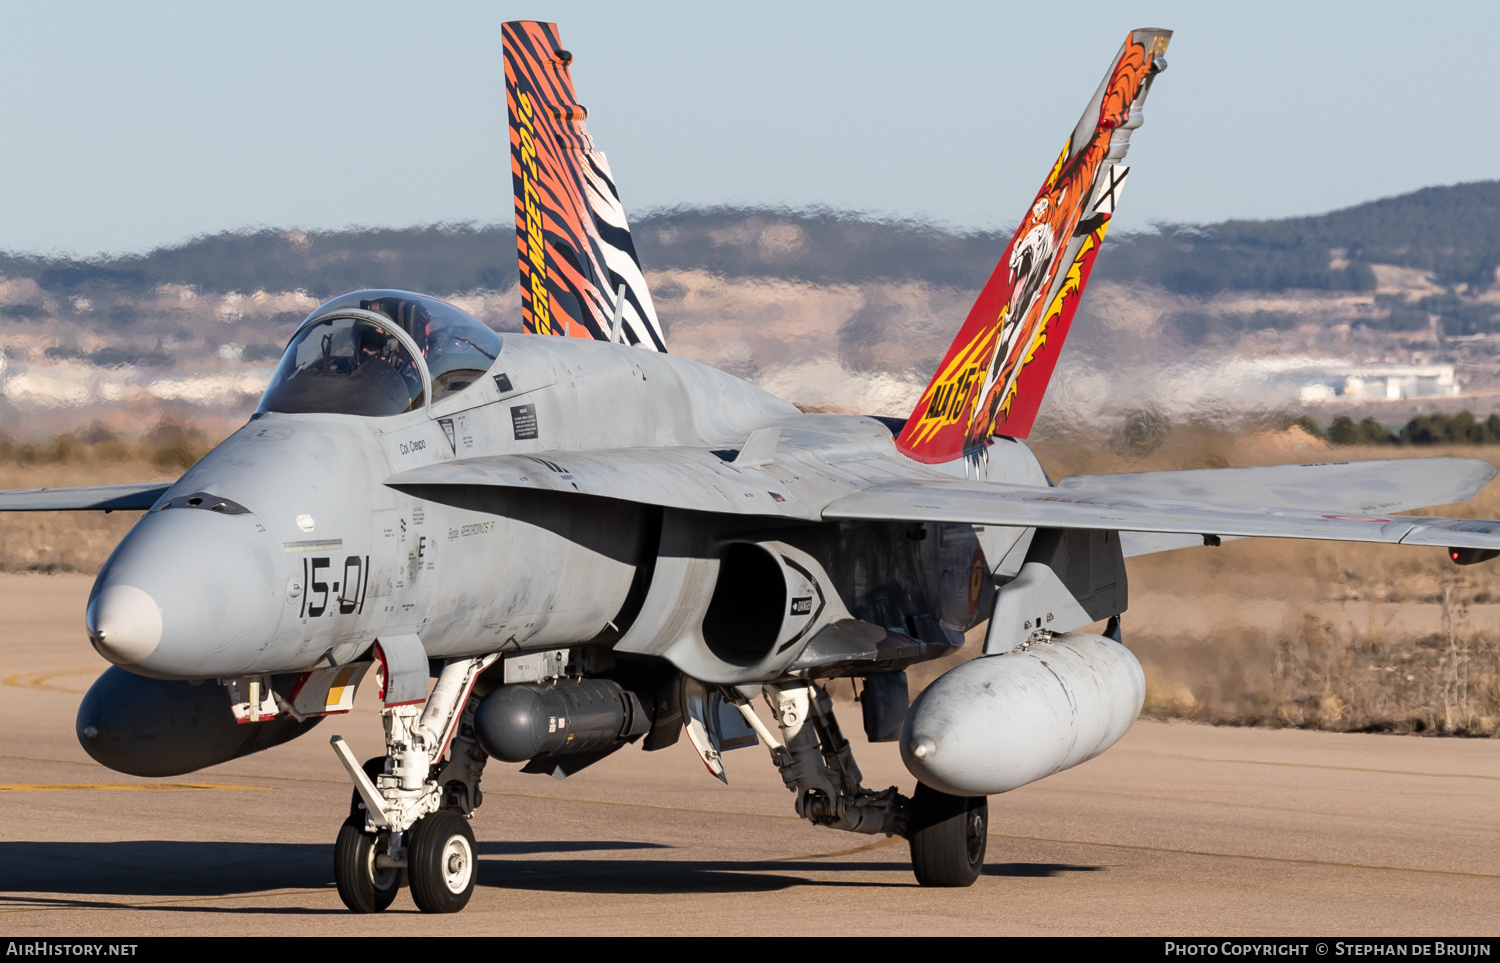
[361,297,431,357]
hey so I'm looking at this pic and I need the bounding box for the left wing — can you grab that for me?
[0,482,170,512]
[387,449,822,520]
[822,477,1500,552]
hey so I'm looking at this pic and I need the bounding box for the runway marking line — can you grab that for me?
[993,832,1500,880]
[769,836,903,862]
[0,783,268,792]
[487,789,802,822]
[1121,749,1500,782]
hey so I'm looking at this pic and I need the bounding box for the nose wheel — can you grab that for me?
[333,817,404,913]
[907,781,988,887]
[407,809,477,913]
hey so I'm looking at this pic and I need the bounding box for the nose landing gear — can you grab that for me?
[334,816,404,913]
[330,653,494,914]
[407,809,477,913]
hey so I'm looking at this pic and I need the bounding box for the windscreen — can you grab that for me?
[257,316,425,416]
[316,291,502,404]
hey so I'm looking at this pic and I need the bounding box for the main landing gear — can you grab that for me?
[908,781,988,886]
[728,681,990,887]
[729,680,990,885]
[330,660,991,912]
[330,655,493,914]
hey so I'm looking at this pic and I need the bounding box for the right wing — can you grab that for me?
[1058,458,1496,514]
[1060,458,1497,557]
[0,482,170,512]
[822,474,1500,552]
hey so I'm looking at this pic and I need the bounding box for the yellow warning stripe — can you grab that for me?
[0,888,330,915]
[2,669,98,693]
[0,783,269,792]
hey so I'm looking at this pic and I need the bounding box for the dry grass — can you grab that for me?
[1133,600,1500,736]
[0,430,214,573]
[1032,424,1500,737]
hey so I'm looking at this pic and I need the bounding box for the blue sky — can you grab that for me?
[0,0,1493,256]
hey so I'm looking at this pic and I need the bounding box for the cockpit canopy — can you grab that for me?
[258,290,503,417]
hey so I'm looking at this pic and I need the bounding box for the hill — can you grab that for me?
[0,181,1498,438]
[5,180,1500,303]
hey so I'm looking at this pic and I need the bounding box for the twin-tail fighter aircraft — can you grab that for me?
[12,21,1500,913]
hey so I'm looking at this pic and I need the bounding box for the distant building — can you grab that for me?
[1297,362,1458,405]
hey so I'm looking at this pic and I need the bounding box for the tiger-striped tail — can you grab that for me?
[896,28,1170,463]
[504,21,667,351]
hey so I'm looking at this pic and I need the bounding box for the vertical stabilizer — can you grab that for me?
[896,28,1170,463]
[504,21,667,351]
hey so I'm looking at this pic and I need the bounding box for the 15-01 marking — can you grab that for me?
[300,555,370,619]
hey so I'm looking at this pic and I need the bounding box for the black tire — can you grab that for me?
[908,781,987,887]
[334,816,403,913]
[408,809,477,913]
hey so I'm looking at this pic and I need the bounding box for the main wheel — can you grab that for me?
[407,809,477,913]
[334,816,403,913]
[908,781,987,887]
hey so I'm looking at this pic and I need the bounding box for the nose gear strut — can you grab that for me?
[330,652,495,913]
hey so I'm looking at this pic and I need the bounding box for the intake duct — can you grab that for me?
[702,543,786,665]
[474,678,651,764]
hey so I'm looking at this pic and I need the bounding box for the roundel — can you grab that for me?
[967,548,986,613]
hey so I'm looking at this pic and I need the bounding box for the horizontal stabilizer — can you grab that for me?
[0,482,170,512]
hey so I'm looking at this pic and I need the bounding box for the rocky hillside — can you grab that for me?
[3,182,1500,437]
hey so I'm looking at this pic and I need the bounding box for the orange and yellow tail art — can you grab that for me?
[896,28,1170,463]
[505,21,667,351]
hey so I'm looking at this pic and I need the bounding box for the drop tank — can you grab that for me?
[900,632,1144,796]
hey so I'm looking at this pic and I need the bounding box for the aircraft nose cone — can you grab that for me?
[88,506,282,677]
[86,585,163,665]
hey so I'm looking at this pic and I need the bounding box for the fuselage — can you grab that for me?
[85,313,1048,684]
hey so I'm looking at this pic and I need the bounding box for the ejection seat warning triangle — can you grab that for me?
[439,419,456,454]
[511,404,538,440]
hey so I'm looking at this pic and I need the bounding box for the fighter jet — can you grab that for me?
[10,21,1500,914]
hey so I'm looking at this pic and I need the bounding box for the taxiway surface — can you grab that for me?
[2,574,1497,936]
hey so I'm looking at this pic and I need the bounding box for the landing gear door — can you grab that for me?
[681,677,758,783]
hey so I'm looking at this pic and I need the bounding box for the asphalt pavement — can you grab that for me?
[2,574,1497,936]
